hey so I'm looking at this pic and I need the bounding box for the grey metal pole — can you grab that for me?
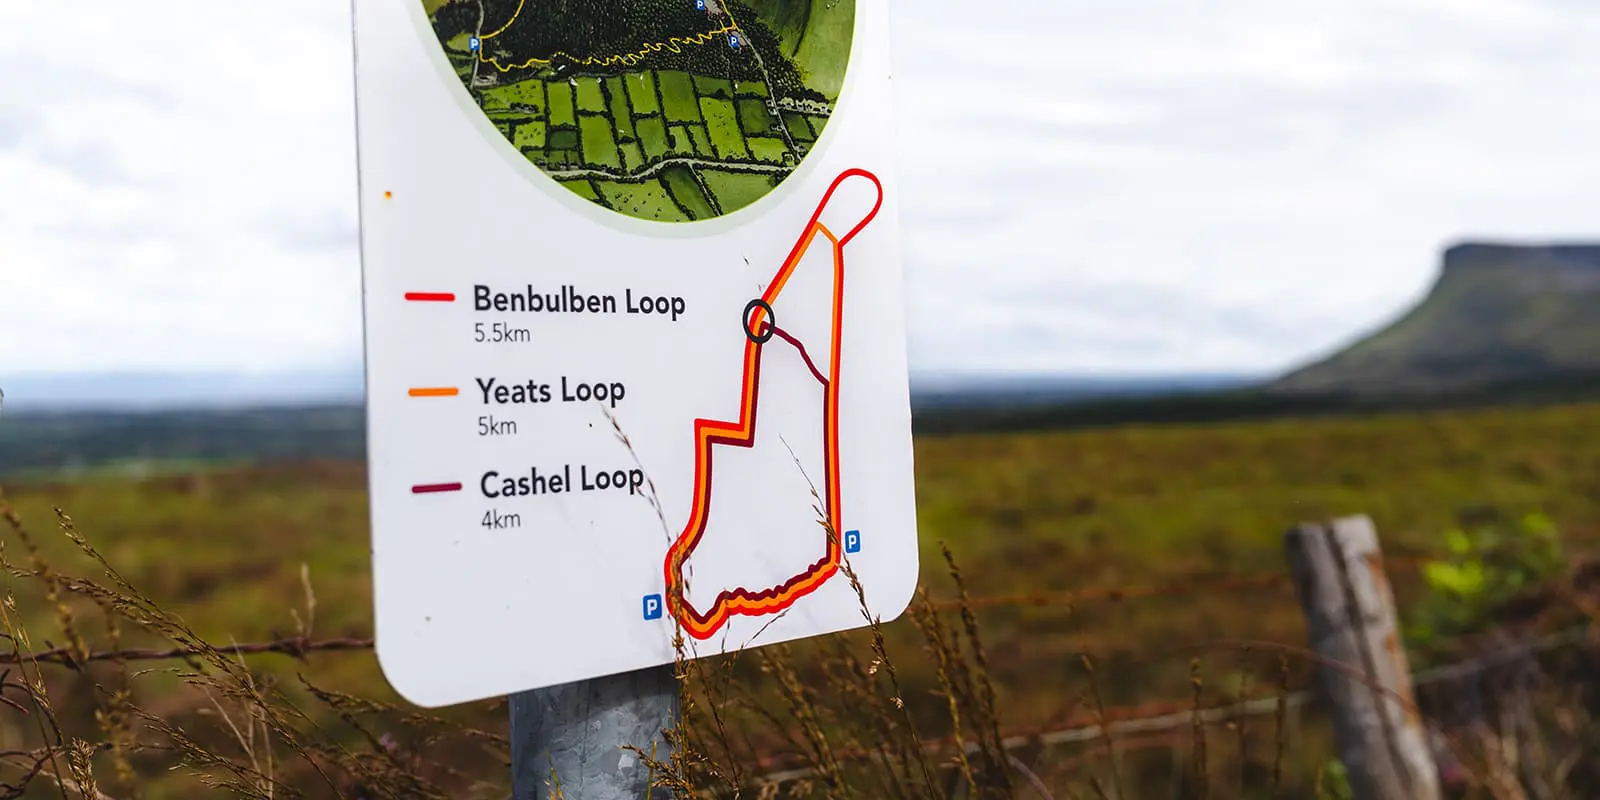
[510,664,680,800]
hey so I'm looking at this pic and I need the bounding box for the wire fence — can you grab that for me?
[752,624,1594,785]
[0,636,374,667]
[8,553,1587,794]
[1,561,1425,667]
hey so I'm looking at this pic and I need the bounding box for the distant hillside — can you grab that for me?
[1274,242,1600,395]
[0,373,1259,476]
[0,406,366,477]
[911,372,1259,412]
[0,368,364,411]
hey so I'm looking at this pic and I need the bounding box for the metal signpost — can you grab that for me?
[350,0,913,795]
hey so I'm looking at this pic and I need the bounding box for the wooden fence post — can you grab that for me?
[1284,515,1440,800]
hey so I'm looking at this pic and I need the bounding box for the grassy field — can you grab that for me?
[3,401,1598,795]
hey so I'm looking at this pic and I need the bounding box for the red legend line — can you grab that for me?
[411,482,463,494]
[405,292,455,302]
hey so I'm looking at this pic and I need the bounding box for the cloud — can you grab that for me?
[0,1,361,373]
[0,109,28,150]
[263,211,361,256]
[3,0,1599,377]
[892,0,1600,373]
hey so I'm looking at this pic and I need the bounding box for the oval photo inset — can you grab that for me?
[424,0,857,222]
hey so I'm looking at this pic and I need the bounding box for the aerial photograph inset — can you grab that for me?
[424,0,856,221]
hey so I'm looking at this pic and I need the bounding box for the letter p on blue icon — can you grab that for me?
[468,36,481,52]
[844,530,861,554]
[643,594,663,621]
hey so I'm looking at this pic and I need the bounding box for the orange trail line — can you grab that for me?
[407,387,459,397]
[662,168,882,641]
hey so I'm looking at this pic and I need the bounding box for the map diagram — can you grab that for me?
[423,0,856,221]
[664,169,882,640]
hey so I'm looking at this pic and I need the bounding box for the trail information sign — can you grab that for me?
[352,0,917,707]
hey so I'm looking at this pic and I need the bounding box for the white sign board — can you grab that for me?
[352,0,917,707]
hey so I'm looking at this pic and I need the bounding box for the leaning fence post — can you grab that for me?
[1284,515,1440,800]
[510,665,679,799]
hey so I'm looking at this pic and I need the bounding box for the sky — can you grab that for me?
[3,0,1599,380]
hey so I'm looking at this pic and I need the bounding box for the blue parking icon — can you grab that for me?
[643,594,663,621]
[468,36,481,53]
[695,0,705,9]
[729,34,741,48]
[844,530,861,554]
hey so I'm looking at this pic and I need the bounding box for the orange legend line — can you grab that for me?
[408,387,459,397]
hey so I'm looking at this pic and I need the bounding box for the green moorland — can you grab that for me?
[2,401,1599,795]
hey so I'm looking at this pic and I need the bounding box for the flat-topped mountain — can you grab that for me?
[1273,242,1600,394]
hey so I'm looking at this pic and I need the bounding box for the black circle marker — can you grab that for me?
[742,299,775,344]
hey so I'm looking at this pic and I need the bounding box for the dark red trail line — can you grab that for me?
[766,325,828,387]
[411,482,463,494]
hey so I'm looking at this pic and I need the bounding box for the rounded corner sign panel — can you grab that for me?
[353,0,917,707]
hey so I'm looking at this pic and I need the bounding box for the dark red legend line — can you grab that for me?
[405,292,455,302]
[411,482,463,494]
